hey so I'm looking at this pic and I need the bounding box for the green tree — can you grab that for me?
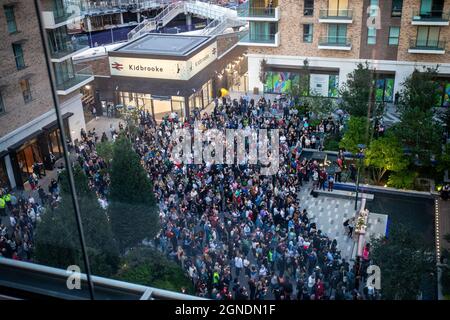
[370,225,436,300]
[364,134,409,184]
[339,116,371,154]
[438,144,450,174]
[34,165,119,277]
[393,108,442,166]
[340,62,382,118]
[108,136,159,253]
[109,136,155,206]
[115,247,194,294]
[108,202,159,252]
[398,66,441,113]
[96,141,114,163]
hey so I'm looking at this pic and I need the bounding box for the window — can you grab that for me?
[3,5,17,33]
[0,91,5,114]
[367,27,377,44]
[20,79,32,103]
[304,0,314,16]
[416,26,441,47]
[388,27,400,45]
[12,43,25,70]
[369,0,379,17]
[328,24,347,44]
[303,24,313,43]
[392,0,403,17]
[328,0,349,16]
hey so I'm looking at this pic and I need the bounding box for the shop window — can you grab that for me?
[20,79,32,103]
[0,158,9,189]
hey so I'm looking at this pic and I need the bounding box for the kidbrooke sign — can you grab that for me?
[109,42,218,81]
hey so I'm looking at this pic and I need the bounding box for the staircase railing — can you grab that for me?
[127,1,184,40]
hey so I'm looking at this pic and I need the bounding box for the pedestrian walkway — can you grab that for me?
[298,184,388,262]
[86,116,122,140]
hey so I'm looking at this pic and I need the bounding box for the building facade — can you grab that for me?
[0,0,94,189]
[239,0,450,106]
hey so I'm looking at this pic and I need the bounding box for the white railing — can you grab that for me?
[127,0,242,40]
[127,1,184,40]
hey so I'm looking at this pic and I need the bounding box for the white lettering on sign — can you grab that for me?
[109,42,217,80]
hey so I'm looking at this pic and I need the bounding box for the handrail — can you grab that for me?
[0,258,205,300]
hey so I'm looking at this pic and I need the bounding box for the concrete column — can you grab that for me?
[120,12,124,25]
[87,16,92,32]
[4,155,16,190]
[137,12,141,23]
[186,13,192,30]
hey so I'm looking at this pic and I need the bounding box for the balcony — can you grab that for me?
[237,4,280,21]
[408,39,446,54]
[56,65,94,95]
[319,9,353,23]
[238,32,280,47]
[411,10,450,26]
[318,36,352,50]
[42,7,84,29]
[50,35,90,63]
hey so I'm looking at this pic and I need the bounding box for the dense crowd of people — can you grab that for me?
[0,94,380,300]
[130,95,374,300]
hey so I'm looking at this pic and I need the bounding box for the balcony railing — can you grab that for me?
[237,5,278,18]
[239,32,278,45]
[411,9,450,23]
[318,36,352,49]
[409,39,446,53]
[319,9,353,20]
[50,35,89,60]
[56,65,94,94]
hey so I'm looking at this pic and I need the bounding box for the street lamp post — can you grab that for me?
[354,144,366,211]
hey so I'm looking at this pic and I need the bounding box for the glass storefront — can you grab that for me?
[118,92,187,121]
[48,128,63,159]
[16,140,44,183]
[0,157,9,189]
[373,74,395,102]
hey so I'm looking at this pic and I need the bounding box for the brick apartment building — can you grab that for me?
[238,0,450,106]
[0,0,94,189]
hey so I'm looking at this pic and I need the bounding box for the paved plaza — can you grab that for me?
[298,184,388,262]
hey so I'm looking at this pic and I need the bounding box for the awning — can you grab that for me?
[42,112,74,131]
[7,129,43,152]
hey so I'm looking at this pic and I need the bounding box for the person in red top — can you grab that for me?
[315,278,325,300]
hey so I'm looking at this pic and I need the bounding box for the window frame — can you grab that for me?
[367,27,377,45]
[0,91,5,114]
[12,43,25,70]
[304,0,314,16]
[388,26,400,45]
[303,24,313,43]
[3,5,17,34]
[391,0,403,17]
[20,79,32,104]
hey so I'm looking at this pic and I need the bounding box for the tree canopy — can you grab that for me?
[370,225,436,300]
[339,116,371,154]
[340,62,382,118]
[108,135,159,253]
[365,133,409,184]
[34,165,119,277]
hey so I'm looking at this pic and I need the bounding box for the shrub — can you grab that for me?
[387,171,418,189]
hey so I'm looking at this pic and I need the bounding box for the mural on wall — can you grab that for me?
[264,72,299,94]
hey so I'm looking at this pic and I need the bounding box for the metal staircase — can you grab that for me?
[127,0,244,40]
